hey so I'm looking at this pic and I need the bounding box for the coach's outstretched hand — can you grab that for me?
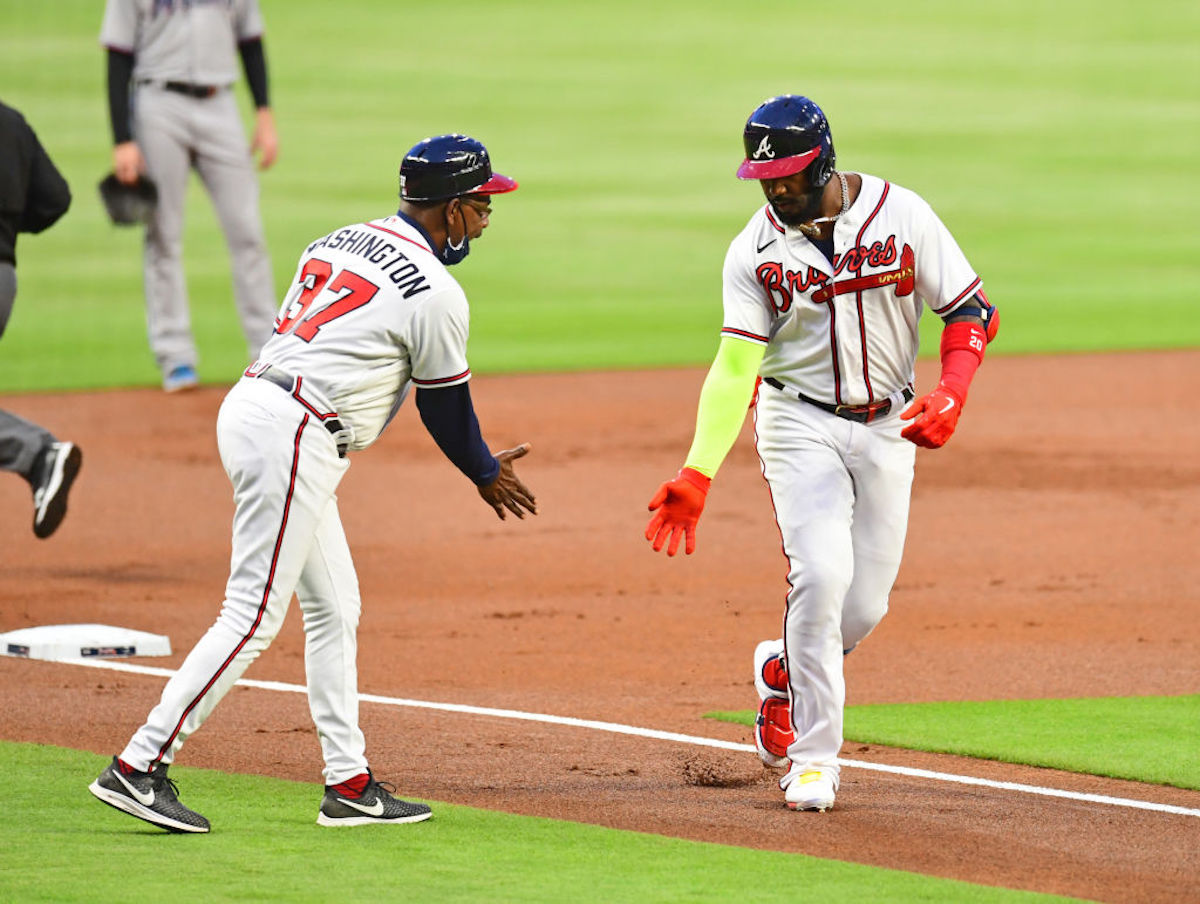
[478,444,537,520]
[645,467,711,556]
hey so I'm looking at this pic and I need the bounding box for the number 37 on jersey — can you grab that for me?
[274,258,379,342]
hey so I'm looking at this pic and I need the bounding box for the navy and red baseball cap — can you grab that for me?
[400,134,517,202]
[736,95,836,186]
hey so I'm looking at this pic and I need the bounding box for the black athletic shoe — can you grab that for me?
[317,773,432,827]
[32,441,82,539]
[89,756,210,834]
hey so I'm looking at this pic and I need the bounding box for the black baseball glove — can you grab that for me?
[98,173,158,226]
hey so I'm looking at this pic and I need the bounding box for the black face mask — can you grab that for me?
[439,203,470,266]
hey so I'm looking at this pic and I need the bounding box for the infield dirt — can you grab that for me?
[2,350,1198,902]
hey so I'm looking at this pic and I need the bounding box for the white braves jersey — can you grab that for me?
[722,173,981,406]
[100,0,264,86]
[252,215,472,451]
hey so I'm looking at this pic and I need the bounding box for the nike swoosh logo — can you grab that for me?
[937,398,956,415]
[757,239,776,253]
[337,796,385,816]
[114,770,154,806]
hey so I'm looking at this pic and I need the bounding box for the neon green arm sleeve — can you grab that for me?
[683,335,766,479]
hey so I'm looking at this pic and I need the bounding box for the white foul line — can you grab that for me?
[64,658,1200,819]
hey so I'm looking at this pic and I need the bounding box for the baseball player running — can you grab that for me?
[0,101,83,538]
[89,134,536,832]
[101,0,279,391]
[644,96,998,812]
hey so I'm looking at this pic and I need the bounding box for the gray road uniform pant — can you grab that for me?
[134,84,276,373]
[0,409,53,481]
[0,265,54,479]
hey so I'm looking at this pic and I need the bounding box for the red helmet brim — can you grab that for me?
[471,172,518,195]
[736,147,821,181]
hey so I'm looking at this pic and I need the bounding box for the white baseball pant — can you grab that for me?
[753,386,915,787]
[120,377,368,784]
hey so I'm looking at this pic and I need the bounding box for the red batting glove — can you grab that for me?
[645,467,711,556]
[902,319,987,449]
[900,386,963,449]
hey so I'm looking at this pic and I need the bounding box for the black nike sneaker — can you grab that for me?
[317,772,431,827]
[89,756,210,833]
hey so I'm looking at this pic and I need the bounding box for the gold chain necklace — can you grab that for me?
[797,171,849,239]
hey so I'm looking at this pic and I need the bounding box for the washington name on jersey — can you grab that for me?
[257,215,472,451]
[303,226,431,300]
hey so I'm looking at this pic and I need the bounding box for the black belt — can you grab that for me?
[147,81,220,99]
[763,377,913,424]
[256,367,348,457]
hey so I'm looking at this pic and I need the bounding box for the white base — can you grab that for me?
[0,623,171,660]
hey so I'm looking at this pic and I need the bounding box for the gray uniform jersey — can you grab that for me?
[100,0,264,86]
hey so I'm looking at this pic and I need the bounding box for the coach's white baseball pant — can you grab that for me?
[120,378,367,784]
[754,388,915,786]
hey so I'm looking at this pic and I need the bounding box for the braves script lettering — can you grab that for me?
[755,237,909,314]
[831,236,897,276]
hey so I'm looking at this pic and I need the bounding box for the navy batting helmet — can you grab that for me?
[737,96,835,187]
[399,134,517,202]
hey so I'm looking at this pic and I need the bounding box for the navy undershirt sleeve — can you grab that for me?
[106,49,135,144]
[237,38,270,108]
[415,383,500,485]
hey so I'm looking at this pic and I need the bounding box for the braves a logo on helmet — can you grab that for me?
[753,136,775,160]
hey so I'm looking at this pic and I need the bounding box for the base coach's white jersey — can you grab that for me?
[252,215,472,451]
[721,173,981,407]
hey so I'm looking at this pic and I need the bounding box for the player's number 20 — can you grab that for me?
[275,258,380,342]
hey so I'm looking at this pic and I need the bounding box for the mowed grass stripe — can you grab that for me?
[709,695,1200,790]
[0,741,1078,903]
[0,0,1197,391]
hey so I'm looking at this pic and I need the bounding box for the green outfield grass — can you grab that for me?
[710,694,1200,790]
[1,0,1197,391]
[0,742,1080,904]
